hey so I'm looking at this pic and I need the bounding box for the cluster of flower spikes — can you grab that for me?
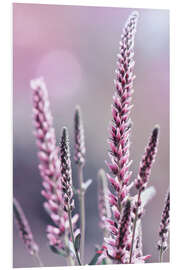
[31,78,77,250]
[13,198,39,255]
[103,11,139,263]
[157,191,170,252]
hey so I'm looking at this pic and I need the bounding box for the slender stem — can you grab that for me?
[64,229,74,266]
[33,252,44,267]
[129,190,141,263]
[67,206,82,266]
[159,244,163,263]
[78,165,85,264]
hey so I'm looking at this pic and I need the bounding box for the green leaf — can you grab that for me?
[75,233,81,251]
[88,252,101,265]
[49,245,69,257]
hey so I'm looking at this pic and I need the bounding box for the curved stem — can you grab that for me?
[78,165,85,264]
[64,230,74,266]
[33,252,44,267]
[129,190,141,263]
[67,206,82,266]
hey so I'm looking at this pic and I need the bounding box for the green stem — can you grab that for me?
[67,206,82,266]
[129,190,141,264]
[78,165,85,264]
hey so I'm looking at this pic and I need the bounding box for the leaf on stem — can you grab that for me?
[82,179,93,191]
[75,233,81,251]
[49,245,69,257]
[88,252,102,265]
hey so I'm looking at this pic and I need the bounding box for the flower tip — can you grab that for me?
[131,10,139,18]
[75,104,81,113]
[30,77,44,90]
[153,125,160,137]
[61,126,68,138]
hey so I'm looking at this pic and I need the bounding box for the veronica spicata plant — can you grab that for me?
[13,10,169,266]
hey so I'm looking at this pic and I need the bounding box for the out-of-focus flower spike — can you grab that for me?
[157,190,170,262]
[31,77,68,253]
[13,198,43,266]
[97,169,111,231]
[74,105,86,166]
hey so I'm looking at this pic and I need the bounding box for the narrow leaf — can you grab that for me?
[75,233,81,251]
[88,252,101,265]
[82,179,93,191]
[49,245,69,257]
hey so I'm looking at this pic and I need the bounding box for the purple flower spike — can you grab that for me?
[74,105,86,166]
[104,199,132,263]
[13,198,39,256]
[31,77,60,185]
[31,77,67,250]
[157,191,170,261]
[60,127,74,212]
[107,11,139,207]
[135,126,159,191]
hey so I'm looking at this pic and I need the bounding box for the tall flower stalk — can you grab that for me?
[129,126,159,263]
[74,106,86,263]
[31,78,75,264]
[157,190,170,262]
[104,11,139,263]
[13,198,43,267]
[60,127,81,265]
[106,10,139,207]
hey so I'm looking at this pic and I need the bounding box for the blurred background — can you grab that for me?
[13,3,169,268]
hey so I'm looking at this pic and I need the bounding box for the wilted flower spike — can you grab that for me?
[74,105,86,166]
[60,127,74,212]
[157,190,170,262]
[135,126,159,191]
[13,198,39,256]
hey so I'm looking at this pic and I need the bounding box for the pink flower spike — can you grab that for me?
[13,198,39,256]
[31,77,68,249]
